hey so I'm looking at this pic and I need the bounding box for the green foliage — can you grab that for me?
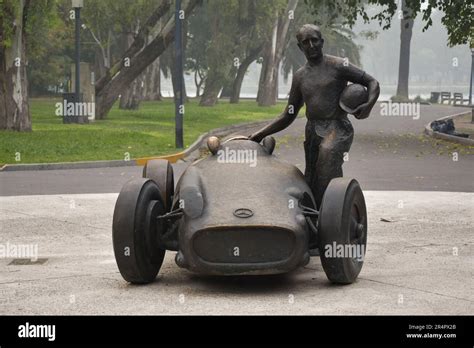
[27,1,71,95]
[24,0,58,38]
[0,0,58,49]
[185,3,211,80]
[187,0,288,88]
[0,0,20,48]
[82,0,157,43]
[304,0,472,46]
[24,0,160,95]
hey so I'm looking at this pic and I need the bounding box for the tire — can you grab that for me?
[112,178,166,284]
[142,159,174,212]
[318,178,367,284]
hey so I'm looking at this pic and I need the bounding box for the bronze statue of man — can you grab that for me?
[250,24,380,208]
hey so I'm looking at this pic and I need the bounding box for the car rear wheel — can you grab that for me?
[112,178,166,284]
[318,178,367,284]
[142,159,174,212]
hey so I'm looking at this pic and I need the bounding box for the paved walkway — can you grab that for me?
[0,191,472,314]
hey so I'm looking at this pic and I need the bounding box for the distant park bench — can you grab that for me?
[440,92,451,104]
[452,92,469,105]
[430,91,470,105]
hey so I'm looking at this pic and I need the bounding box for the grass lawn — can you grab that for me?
[0,98,288,164]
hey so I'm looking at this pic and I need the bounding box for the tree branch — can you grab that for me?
[95,0,171,92]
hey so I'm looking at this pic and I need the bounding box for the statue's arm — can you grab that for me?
[249,73,304,142]
[341,63,380,119]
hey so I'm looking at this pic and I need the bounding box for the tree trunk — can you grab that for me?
[119,86,131,109]
[220,66,237,99]
[230,45,263,104]
[129,75,144,109]
[0,0,31,131]
[230,65,248,104]
[143,57,162,101]
[95,0,198,119]
[199,68,224,106]
[119,74,145,110]
[396,0,413,100]
[257,16,278,106]
[119,32,137,110]
[256,49,268,103]
[122,35,162,106]
[257,0,298,106]
[220,81,233,99]
[194,68,205,97]
[94,46,107,81]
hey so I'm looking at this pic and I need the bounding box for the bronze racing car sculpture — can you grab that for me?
[112,135,367,285]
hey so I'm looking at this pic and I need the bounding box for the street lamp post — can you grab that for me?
[72,0,86,123]
[174,0,184,148]
[469,48,473,106]
[470,47,473,123]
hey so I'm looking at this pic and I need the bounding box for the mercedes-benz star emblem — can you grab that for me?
[233,208,253,218]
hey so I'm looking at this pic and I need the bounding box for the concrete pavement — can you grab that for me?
[0,191,472,314]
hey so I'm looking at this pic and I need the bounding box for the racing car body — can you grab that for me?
[173,138,314,275]
[112,136,367,284]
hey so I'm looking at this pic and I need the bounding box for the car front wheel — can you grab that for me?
[112,178,166,284]
[318,178,367,284]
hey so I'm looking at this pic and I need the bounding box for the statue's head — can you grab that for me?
[296,24,324,61]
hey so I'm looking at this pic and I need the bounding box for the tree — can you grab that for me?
[185,3,210,97]
[142,54,162,101]
[306,0,471,46]
[195,0,288,106]
[0,0,56,131]
[81,0,117,80]
[0,0,30,131]
[229,43,264,103]
[27,2,69,97]
[82,0,161,82]
[94,0,199,119]
[196,0,283,107]
[198,0,242,106]
[228,1,283,103]
[116,7,166,109]
[257,0,299,107]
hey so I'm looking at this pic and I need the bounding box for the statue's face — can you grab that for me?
[297,29,324,61]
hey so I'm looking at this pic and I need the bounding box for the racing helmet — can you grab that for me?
[339,83,368,114]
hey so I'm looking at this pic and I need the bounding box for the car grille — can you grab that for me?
[193,226,295,263]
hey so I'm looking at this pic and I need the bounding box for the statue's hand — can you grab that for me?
[353,102,371,120]
[248,133,263,142]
